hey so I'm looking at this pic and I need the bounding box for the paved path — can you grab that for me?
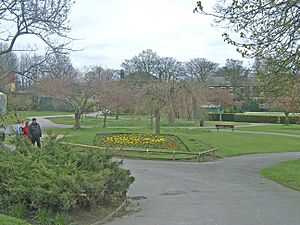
[107,152,300,225]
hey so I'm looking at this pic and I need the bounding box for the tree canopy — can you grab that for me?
[195,0,300,73]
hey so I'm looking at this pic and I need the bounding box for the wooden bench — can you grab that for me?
[215,124,234,131]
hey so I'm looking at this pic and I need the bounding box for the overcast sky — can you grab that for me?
[68,0,247,69]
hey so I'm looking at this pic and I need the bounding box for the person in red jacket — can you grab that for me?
[22,121,30,139]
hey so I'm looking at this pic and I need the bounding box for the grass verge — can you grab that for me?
[0,214,31,225]
[237,124,300,135]
[261,159,300,191]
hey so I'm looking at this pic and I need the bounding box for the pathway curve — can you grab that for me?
[107,152,300,225]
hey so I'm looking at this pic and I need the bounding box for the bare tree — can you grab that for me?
[0,44,19,90]
[38,72,106,129]
[156,57,184,81]
[185,58,218,82]
[100,80,138,125]
[121,49,160,76]
[0,0,74,56]
[141,80,171,134]
[194,0,300,73]
[259,72,300,124]
[179,81,207,125]
[208,88,235,121]
[42,53,77,78]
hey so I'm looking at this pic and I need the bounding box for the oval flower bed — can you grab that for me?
[97,133,187,151]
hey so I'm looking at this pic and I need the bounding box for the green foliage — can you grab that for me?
[35,208,52,225]
[0,137,134,216]
[53,213,74,225]
[9,203,27,219]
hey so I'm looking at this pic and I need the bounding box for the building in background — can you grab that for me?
[0,92,7,113]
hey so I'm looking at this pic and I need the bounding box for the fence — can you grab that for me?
[63,142,218,162]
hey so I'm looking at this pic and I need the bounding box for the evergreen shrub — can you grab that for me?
[0,137,134,214]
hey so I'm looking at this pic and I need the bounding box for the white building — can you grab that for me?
[0,92,7,113]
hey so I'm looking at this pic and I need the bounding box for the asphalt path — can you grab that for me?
[107,153,300,225]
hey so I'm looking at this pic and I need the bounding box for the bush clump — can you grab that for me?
[0,137,134,215]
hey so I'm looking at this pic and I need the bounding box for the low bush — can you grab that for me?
[0,136,134,218]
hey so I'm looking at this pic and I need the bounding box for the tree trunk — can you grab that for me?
[192,97,197,122]
[74,113,81,129]
[168,110,176,124]
[284,112,290,125]
[219,105,224,121]
[150,113,154,129]
[155,109,161,135]
[103,113,107,128]
[115,109,119,120]
[199,118,205,127]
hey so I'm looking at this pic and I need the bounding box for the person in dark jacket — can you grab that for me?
[29,118,42,148]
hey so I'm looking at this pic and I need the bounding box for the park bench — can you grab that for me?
[215,124,234,131]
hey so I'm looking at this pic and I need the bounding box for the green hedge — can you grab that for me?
[207,113,300,124]
[221,113,235,121]
[279,116,300,124]
[207,113,220,121]
[234,114,279,123]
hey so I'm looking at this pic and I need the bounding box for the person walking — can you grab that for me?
[29,118,42,148]
[22,121,30,139]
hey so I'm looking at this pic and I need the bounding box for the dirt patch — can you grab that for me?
[70,199,142,225]
[70,206,117,225]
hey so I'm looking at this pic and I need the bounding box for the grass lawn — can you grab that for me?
[49,116,249,128]
[0,214,31,225]
[39,113,300,158]
[261,159,300,191]
[236,124,300,135]
[49,116,148,127]
[48,125,300,158]
[167,128,300,157]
